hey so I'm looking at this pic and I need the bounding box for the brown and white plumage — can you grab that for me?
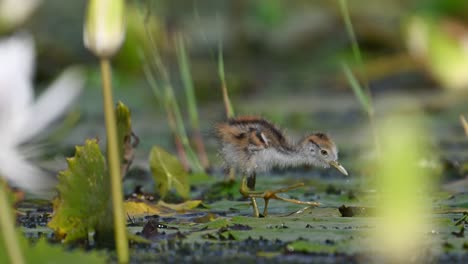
[215,116,347,176]
[215,116,347,217]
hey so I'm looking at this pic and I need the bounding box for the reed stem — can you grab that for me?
[176,35,210,169]
[338,0,379,153]
[100,59,129,263]
[218,41,234,118]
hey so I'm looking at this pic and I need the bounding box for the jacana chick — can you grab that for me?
[215,116,348,217]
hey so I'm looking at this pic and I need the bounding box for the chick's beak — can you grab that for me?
[329,161,348,176]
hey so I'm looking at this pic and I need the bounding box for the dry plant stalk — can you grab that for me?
[460,115,468,138]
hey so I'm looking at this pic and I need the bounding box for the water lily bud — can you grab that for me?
[0,0,41,33]
[406,15,468,90]
[84,0,126,58]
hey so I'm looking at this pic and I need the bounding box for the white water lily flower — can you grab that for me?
[0,33,84,192]
[0,0,41,31]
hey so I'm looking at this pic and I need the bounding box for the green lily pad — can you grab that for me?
[149,146,190,199]
[285,240,336,254]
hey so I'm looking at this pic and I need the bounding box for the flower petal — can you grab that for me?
[20,67,84,143]
[0,146,55,192]
[0,33,35,145]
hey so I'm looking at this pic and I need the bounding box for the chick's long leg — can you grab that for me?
[239,173,260,217]
[224,167,236,182]
[240,175,320,217]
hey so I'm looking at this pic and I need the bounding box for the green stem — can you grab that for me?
[176,35,199,130]
[338,0,379,153]
[100,59,129,263]
[0,181,25,264]
[165,86,204,173]
[218,41,234,118]
[338,0,370,94]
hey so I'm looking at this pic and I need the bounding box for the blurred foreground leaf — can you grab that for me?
[48,139,113,243]
[374,114,432,260]
[0,236,106,263]
[149,146,189,199]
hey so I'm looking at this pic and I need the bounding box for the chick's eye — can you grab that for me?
[320,150,328,156]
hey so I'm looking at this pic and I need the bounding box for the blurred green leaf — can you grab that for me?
[252,0,284,27]
[374,114,432,259]
[48,139,113,243]
[415,0,468,20]
[149,146,190,199]
[0,237,107,263]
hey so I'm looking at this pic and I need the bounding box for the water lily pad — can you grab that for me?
[285,240,336,254]
[149,146,190,199]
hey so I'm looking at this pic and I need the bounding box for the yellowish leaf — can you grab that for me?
[157,200,202,211]
[124,200,173,216]
[124,199,202,217]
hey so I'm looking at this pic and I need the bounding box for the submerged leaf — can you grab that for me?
[48,139,112,243]
[149,146,189,199]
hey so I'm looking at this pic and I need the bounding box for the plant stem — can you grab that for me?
[143,22,203,172]
[218,41,234,118]
[0,181,25,264]
[176,35,199,132]
[339,0,369,91]
[218,40,236,181]
[192,130,210,170]
[144,64,192,171]
[100,59,129,263]
[176,35,210,169]
[338,0,379,153]
[165,86,204,172]
[167,104,190,171]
